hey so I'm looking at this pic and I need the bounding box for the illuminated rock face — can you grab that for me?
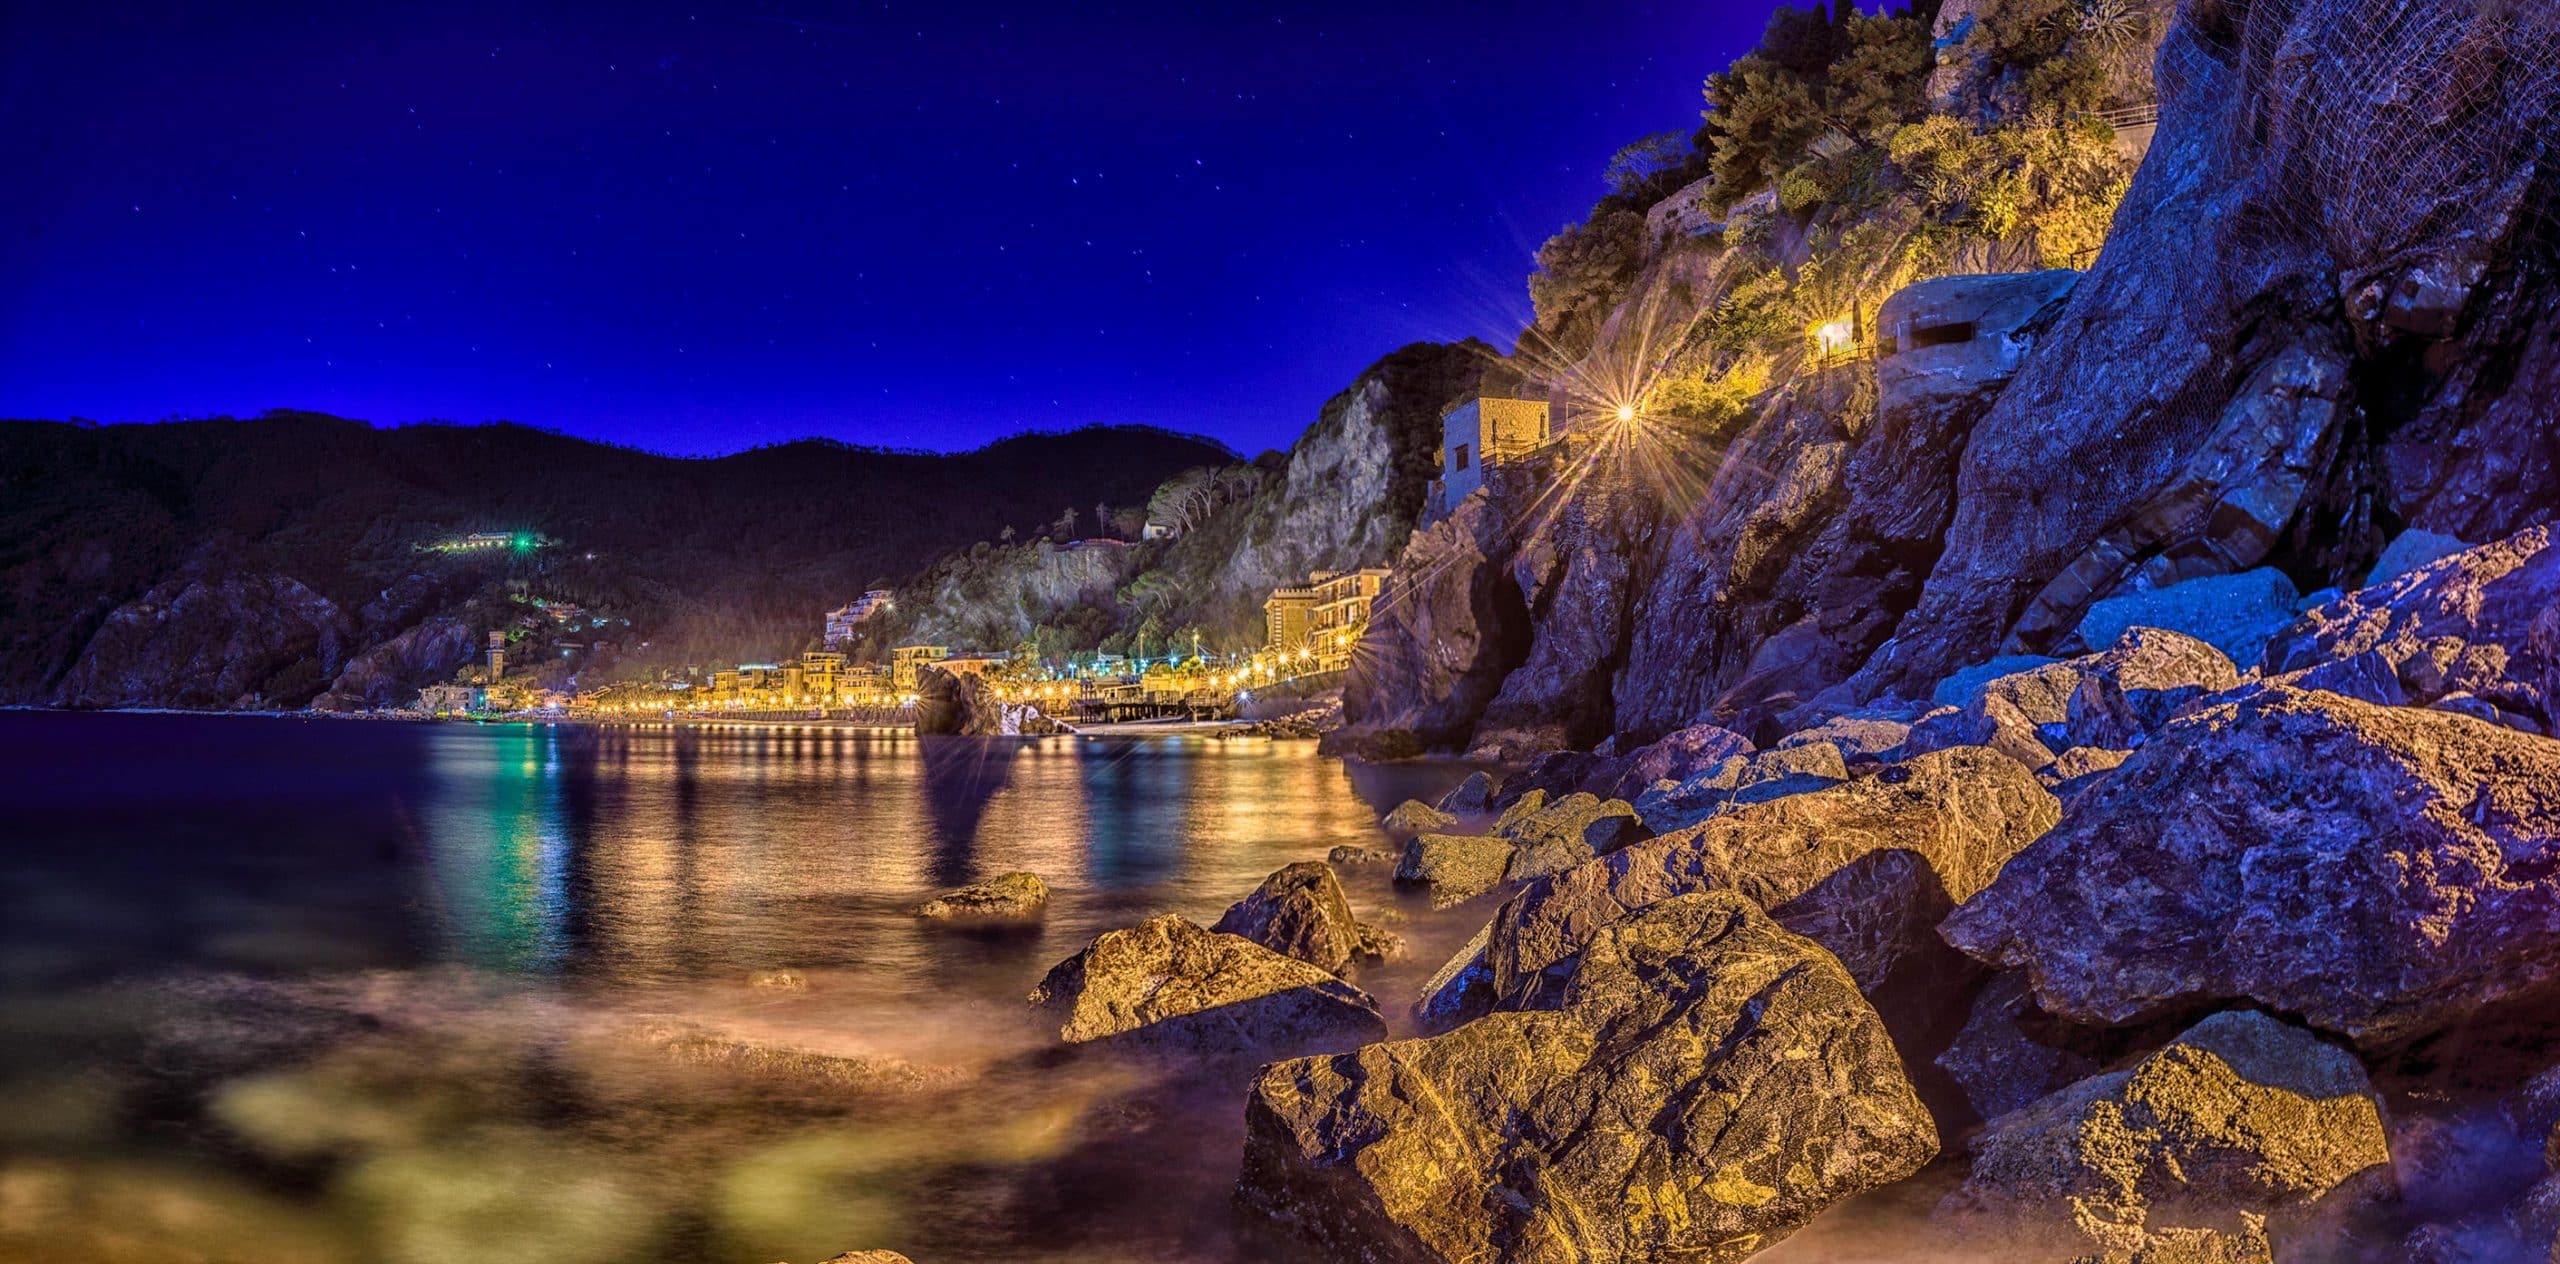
[1943,685,2560,1049]
[1943,1010,2391,1260]
[1027,914,1385,1062]
[1237,894,1935,1264]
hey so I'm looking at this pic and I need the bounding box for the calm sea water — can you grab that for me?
[0,712,1475,1264]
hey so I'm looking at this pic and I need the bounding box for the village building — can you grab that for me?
[1264,581,1319,654]
[1440,396,1551,503]
[1142,519,1180,541]
[890,644,952,691]
[416,683,483,716]
[824,589,895,650]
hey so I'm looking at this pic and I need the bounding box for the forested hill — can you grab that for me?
[0,413,1230,708]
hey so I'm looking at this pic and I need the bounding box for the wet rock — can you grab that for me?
[1433,770,1497,815]
[2265,524,2557,714]
[912,871,1049,925]
[629,1022,957,1096]
[1379,799,1455,838]
[1943,685,2560,1048]
[1410,923,1495,1035]
[1238,893,1936,1262]
[1942,1011,2391,1259]
[1394,834,1515,909]
[2061,627,2242,750]
[1213,862,1395,975]
[1631,741,1849,834]
[1027,914,1386,1061]
[1490,747,2058,1008]
[1352,923,1406,966]
[2075,569,2302,669]
[747,969,809,992]
[1325,844,1399,867]
[799,1253,915,1264]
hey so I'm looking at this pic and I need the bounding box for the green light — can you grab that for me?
[512,532,534,554]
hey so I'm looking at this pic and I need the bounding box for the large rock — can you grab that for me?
[912,665,1064,736]
[1943,1011,2391,1259]
[1935,974,2112,1126]
[1393,833,1515,909]
[1213,862,1392,976]
[1491,791,1648,870]
[1409,922,1495,1035]
[1593,722,1754,800]
[1026,915,1385,1060]
[1488,747,2059,1007]
[2060,627,2242,750]
[2265,523,2559,717]
[1629,741,1850,834]
[1379,799,1456,838]
[2074,568,2301,668]
[1433,770,1498,815]
[1943,685,2560,1048]
[912,872,1048,925]
[1238,893,1936,1263]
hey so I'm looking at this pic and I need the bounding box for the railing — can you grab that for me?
[2089,101,2160,130]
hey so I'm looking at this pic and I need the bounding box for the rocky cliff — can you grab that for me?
[1340,0,2560,757]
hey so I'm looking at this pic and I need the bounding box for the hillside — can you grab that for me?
[0,414,1230,708]
[859,340,1487,658]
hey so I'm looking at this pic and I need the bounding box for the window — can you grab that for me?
[1452,443,1471,472]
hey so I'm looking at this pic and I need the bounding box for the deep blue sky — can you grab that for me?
[0,2,1783,455]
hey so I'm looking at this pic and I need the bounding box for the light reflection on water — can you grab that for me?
[0,713,1473,1264]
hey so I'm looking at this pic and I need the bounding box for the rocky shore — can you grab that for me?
[1005,518,2560,1260]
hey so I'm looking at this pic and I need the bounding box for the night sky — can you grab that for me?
[0,2,1783,456]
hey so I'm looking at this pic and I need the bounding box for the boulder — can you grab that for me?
[1410,923,1495,1035]
[1379,799,1455,838]
[2432,691,2545,736]
[2076,568,2302,668]
[2038,746,2131,798]
[1492,791,1648,867]
[1774,710,1915,761]
[1933,655,2065,711]
[1630,741,1850,834]
[1595,721,1754,800]
[912,871,1048,925]
[1489,747,2059,1008]
[1902,691,2057,770]
[1433,770,1498,816]
[1027,915,1385,1060]
[1943,686,2560,1048]
[1393,834,1515,909]
[2367,529,2472,588]
[913,664,1061,736]
[2263,648,2406,708]
[1942,1011,2391,1259]
[1213,862,1394,975]
[1238,893,1936,1263]
[1935,974,2111,1126]
[2060,627,2242,750]
[2264,524,2558,715]
[1325,844,1399,867]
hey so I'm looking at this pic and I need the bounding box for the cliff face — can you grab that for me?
[1340,0,2560,756]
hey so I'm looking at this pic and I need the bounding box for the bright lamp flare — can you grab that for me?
[1615,404,1636,422]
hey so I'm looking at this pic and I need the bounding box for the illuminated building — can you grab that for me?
[1440,396,1551,503]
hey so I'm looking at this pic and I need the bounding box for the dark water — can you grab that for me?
[0,712,1476,1264]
